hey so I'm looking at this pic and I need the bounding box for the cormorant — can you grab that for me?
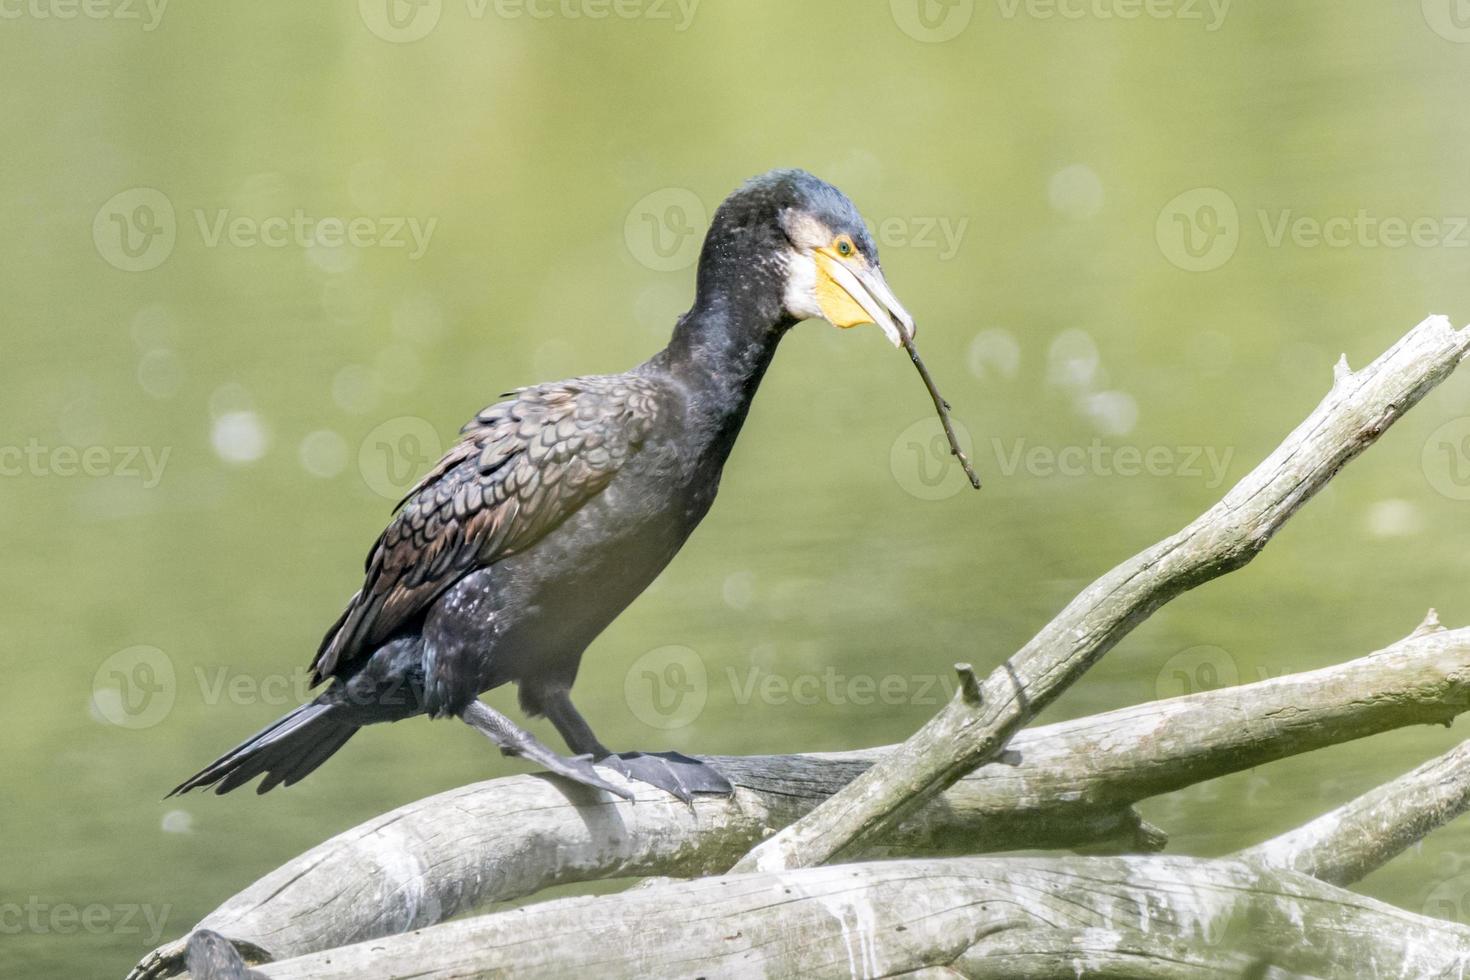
[171,169,916,802]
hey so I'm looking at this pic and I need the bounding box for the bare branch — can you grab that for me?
[128,623,1470,978]
[940,930,1309,979]
[735,315,1470,872]
[1242,736,1470,886]
[240,856,1470,979]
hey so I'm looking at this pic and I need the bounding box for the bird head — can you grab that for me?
[697,169,915,348]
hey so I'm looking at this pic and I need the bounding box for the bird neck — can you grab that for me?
[657,290,792,450]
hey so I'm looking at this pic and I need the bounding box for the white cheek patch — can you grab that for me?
[781,250,824,321]
[780,209,832,251]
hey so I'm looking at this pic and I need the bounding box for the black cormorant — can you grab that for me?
[171,169,917,802]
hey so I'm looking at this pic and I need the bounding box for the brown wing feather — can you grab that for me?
[310,375,662,682]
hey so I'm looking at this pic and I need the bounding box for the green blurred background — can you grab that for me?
[6,1,1470,974]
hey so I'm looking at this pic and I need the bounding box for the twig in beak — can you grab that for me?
[902,334,981,490]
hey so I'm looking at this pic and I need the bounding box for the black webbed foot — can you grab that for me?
[594,751,734,803]
[536,688,734,803]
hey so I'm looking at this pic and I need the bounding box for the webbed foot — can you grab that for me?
[594,751,734,803]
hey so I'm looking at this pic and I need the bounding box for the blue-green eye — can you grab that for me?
[836,238,854,256]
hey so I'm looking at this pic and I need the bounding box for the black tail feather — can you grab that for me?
[256,722,355,794]
[169,702,359,797]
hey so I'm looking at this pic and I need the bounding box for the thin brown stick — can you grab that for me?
[903,334,982,489]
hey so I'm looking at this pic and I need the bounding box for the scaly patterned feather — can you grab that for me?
[311,375,662,682]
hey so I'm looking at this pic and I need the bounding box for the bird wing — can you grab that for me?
[311,374,664,682]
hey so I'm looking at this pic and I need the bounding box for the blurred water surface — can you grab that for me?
[5,3,1470,974]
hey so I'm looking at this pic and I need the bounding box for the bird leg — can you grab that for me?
[537,689,611,757]
[459,700,634,802]
[539,689,734,803]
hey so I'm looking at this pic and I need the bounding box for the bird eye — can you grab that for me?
[835,237,854,257]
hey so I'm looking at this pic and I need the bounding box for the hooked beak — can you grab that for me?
[813,250,916,348]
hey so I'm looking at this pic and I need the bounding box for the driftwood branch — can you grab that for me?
[737,315,1470,872]
[1240,637,1470,887]
[1242,738,1470,887]
[129,621,1470,978]
[231,855,1470,979]
[169,706,1470,980]
[189,725,1470,980]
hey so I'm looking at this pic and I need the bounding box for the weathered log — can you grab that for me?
[128,621,1470,978]
[236,855,1470,979]
[738,315,1470,872]
[933,931,1304,979]
[1241,649,1470,885]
